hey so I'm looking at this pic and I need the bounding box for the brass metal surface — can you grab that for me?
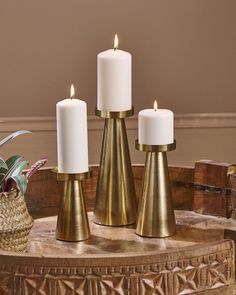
[94,112,137,226]
[95,106,134,119]
[136,142,176,237]
[136,140,176,152]
[52,167,92,181]
[53,169,91,242]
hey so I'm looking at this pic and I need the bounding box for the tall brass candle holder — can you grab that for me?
[53,168,92,242]
[135,140,176,238]
[93,107,137,226]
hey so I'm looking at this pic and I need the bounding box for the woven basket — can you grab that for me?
[0,190,33,252]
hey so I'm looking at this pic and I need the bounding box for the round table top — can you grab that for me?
[1,211,235,295]
[21,210,236,259]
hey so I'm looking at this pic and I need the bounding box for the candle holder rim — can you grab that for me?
[52,167,93,181]
[95,106,134,119]
[135,140,176,152]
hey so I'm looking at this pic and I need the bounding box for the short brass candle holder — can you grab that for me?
[135,140,176,238]
[93,107,137,226]
[52,168,92,242]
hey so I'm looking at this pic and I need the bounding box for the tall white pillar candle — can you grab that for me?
[57,85,89,173]
[138,101,174,145]
[97,35,132,111]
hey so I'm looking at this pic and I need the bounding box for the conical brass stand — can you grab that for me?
[53,168,92,242]
[135,140,176,238]
[94,107,137,226]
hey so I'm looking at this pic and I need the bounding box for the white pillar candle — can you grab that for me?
[138,101,174,145]
[97,34,132,111]
[56,85,89,173]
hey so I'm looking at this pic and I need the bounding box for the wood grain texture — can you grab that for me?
[230,174,236,190]
[193,190,231,218]
[196,285,236,295]
[0,211,235,295]
[193,160,236,218]
[170,166,194,210]
[194,160,235,188]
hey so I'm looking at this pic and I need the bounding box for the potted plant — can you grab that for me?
[0,130,47,252]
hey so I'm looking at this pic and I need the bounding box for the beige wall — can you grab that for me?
[0,0,236,116]
[0,1,236,167]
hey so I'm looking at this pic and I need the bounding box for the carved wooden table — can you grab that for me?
[0,211,236,294]
[1,163,236,295]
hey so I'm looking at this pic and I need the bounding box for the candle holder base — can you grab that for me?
[94,107,137,226]
[135,140,176,238]
[52,168,92,242]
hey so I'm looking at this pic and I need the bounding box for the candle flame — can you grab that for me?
[154,100,158,111]
[114,34,118,51]
[70,84,75,99]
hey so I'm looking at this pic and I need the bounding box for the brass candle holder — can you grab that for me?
[135,140,176,238]
[93,107,137,226]
[53,168,92,242]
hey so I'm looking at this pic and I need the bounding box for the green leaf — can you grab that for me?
[6,155,23,169]
[0,158,7,170]
[0,158,28,185]
[10,160,28,178]
[0,155,22,174]
[0,173,6,183]
[11,175,27,194]
[0,155,22,184]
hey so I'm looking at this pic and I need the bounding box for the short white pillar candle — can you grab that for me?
[56,85,89,173]
[138,101,174,145]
